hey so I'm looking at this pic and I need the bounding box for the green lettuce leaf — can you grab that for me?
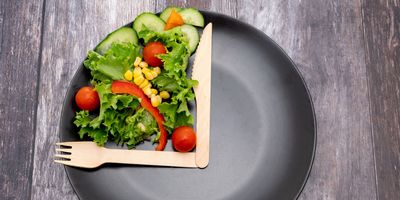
[138,27,198,133]
[73,82,158,148]
[74,26,198,148]
[83,43,140,82]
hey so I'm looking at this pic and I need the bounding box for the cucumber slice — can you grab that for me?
[95,27,138,55]
[180,25,199,53]
[179,8,204,27]
[160,7,183,22]
[133,12,165,34]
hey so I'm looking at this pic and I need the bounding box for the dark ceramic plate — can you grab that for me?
[59,11,316,200]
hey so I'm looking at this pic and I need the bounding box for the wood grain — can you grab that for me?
[161,0,211,10]
[30,1,156,200]
[193,23,212,168]
[237,0,377,199]
[362,0,400,199]
[0,0,44,199]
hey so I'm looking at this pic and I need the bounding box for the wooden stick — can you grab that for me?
[103,149,197,168]
[193,23,213,168]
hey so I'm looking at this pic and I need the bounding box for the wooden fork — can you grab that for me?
[54,141,197,168]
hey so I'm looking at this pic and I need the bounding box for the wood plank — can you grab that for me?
[0,0,44,199]
[237,0,377,199]
[160,0,211,11]
[361,0,400,199]
[161,0,236,17]
[30,1,156,199]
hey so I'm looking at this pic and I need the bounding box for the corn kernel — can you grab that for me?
[143,87,152,96]
[152,71,158,78]
[134,76,145,85]
[133,67,142,76]
[139,79,150,89]
[151,89,158,95]
[153,67,161,75]
[137,123,146,132]
[151,95,162,107]
[159,91,170,99]
[124,70,133,81]
[143,69,157,80]
[143,83,152,90]
[139,61,148,68]
[142,67,150,74]
[134,57,142,67]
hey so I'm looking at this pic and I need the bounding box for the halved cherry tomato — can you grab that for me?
[172,126,196,152]
[75,86,100,111]
[143,41,166,67]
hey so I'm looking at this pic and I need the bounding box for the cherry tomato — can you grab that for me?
[75,86,100,111]
[143,41,166,67]
[172,126,196,152]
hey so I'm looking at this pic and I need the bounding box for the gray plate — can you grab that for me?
[59,11,316,200]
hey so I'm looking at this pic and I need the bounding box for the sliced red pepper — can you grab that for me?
[111,80,167,151]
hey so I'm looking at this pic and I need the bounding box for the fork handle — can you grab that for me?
[102,149,197,168]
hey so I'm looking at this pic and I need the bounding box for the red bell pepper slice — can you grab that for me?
[111,80,167,151]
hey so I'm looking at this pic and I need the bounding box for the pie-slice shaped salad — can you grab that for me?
[73,7,204,152]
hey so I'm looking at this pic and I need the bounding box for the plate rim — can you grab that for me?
[58,10,317,200]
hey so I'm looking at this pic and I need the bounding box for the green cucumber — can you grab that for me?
[179,8,204,27]
[133,12,165,34]
[180,25,199,53]
[95,27,138,55]
[160,7,183,22]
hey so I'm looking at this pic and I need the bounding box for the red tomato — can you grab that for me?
[172,126,196,152]
[143,42,166,67]
[75,86,100,111]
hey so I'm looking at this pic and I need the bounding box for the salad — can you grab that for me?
[73,7,204,152]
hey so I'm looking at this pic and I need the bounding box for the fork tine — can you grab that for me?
[56,142,73,147]
[54,160,72,165]
[54,154,71,159]
[55,148,72,153]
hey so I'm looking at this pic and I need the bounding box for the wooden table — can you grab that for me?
[1,0,399,199]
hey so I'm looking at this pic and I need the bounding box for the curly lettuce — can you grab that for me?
[83,43,140,82]
[74,27,197,148]
[139,27,198,132]
[74,82,159,148]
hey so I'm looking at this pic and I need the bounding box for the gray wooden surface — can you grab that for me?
[1,0,399,199]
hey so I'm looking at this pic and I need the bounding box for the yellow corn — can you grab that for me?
[137,123,146,132]
[143,68,158,80]
[152,71,159,79]
[142,68,151,78]
[139,79,150,89]
[143,87,152,96]
[153,67,161,75]
[133,67,142,77]
[134,76,145,86]
[151,89,158,95]
[151,95,162,107]
[124,70,133,81]
[142,83,152,90]
[139,61,148,68]
[134,57,142,67]
[159,91,170,99]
